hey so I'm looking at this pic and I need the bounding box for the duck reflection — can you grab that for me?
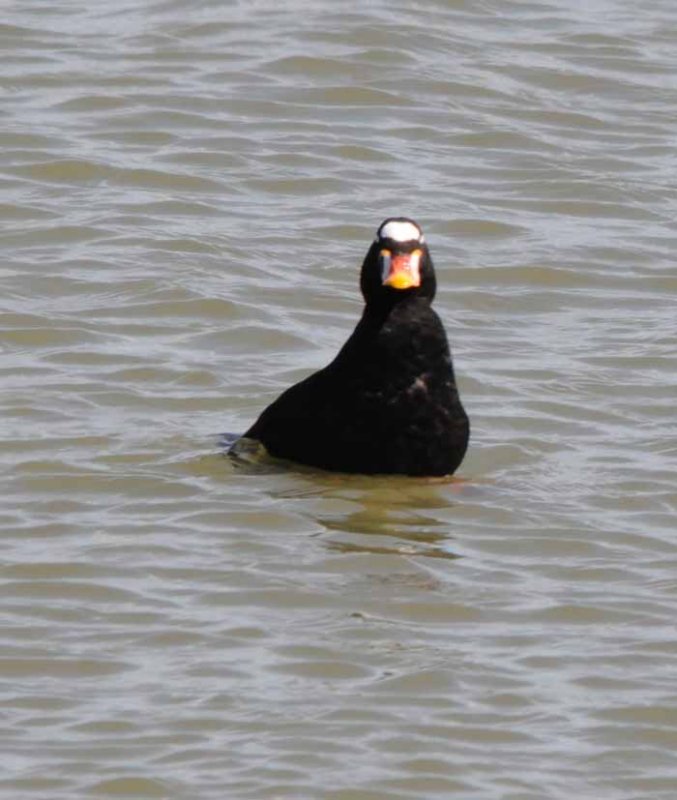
[285,473,465,559]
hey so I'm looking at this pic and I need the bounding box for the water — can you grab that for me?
[3,1,677,798]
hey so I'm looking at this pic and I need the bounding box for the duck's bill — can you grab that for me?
[380,249,422,289]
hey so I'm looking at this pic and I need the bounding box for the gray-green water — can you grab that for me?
[3,1,677,798]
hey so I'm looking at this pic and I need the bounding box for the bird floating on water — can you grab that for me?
[232,217,469,476]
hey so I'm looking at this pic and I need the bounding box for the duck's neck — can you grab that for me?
[364,294,433,329]
[365,295,438,335]
[332,295,449,377]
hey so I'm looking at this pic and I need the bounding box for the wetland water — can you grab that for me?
[3,1,677,798]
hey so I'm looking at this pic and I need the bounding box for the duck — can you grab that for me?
[233,217,469,476]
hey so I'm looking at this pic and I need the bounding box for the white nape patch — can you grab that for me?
[378,220,422,243]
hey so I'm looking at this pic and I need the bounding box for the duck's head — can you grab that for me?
[360,217,436,306]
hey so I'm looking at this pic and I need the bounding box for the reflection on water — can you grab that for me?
[316,483,462,559]
[222,437,467,555]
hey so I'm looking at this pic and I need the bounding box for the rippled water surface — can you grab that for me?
[3,1,677,798]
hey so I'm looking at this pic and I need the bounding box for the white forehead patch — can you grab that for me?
[378,220,423,243]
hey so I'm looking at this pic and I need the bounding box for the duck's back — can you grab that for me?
[244,300,469,476]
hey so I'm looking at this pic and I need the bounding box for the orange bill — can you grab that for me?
[381,248,422,289]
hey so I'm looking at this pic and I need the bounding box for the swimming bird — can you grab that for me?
[234,217,469,476]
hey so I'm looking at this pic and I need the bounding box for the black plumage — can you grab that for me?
[235,217,469,476]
